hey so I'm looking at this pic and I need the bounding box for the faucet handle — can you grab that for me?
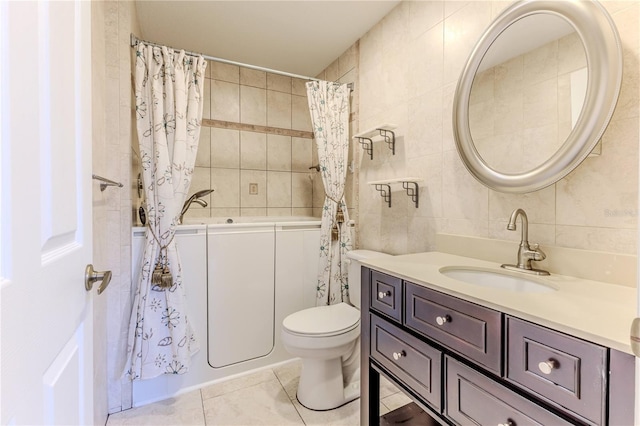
[530,243,546,261]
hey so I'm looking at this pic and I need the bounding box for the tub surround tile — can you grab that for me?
[292,78,307,96]
[210,168,240,208]
[241,68,267,89]
[211,80,240,122]
[195,127,211,167]
[292,208,314,217]
[292,172,313,208]
[267,90,292,129]
[268,208,293,216]
[267,134,292,171]
[241,85,267,125]
[240,131,267,170]
[292,137,313,172]
[292,95,312,131]
[211,128,240,169]
[240,207,267,217]
[267,73,292,93]
[202,78,211,120]
[211,208,240,218]
[267,171,292,207]
[211,62,239,84]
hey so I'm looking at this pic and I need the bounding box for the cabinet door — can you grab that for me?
[371,314,442,411]
[506,316,606,425]
[446,356,573,426]
[405,282,502,374]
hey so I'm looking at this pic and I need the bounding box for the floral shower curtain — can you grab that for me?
[306,81,352,306]
[125,44,207,380]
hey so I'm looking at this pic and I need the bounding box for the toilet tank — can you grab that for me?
[346,250,391,309]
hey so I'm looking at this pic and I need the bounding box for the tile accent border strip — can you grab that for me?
[202,119,314,139]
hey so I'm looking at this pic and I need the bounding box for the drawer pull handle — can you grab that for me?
[436,315,450,326]
[538,359,557,375]
[378,291,392,299]
[498,421,514,426]
[392,350,406,361]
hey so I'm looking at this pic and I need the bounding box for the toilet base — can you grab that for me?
[296,357,360,411]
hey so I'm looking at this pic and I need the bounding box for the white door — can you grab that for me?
[1,1,94,425]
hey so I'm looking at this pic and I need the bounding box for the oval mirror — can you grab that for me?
[453,0,622,193]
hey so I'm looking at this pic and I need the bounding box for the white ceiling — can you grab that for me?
[134,1,400,78]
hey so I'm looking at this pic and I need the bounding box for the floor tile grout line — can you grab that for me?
[199,389,208,426]
[271,367,307,425]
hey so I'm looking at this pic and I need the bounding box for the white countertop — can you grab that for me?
[360,251,637,355]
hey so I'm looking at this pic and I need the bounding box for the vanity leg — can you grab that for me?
[368,366,380,425]
[361,266,380,425]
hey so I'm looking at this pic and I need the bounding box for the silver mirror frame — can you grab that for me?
[453,0,622,193]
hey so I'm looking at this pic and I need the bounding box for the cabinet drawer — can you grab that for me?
[446,356,572,426]
[506,316,606,425]
[370,270,402,322]
[404,282,501,374]
[371,314,442,411]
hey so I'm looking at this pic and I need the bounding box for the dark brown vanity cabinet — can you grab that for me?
[362,267,635,426]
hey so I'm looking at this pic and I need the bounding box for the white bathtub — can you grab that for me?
[131,217,321,406]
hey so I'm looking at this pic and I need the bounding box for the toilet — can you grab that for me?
[281,249,391,411]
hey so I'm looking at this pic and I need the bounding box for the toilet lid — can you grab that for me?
[283,303,360,336]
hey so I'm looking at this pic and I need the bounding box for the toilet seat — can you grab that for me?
[282,303,359,337]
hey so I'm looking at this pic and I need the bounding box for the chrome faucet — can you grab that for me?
[501,208,550,275]
[179,189,214,224]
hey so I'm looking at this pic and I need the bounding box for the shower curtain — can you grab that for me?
[124,44,207,380]
[306,81,353,306]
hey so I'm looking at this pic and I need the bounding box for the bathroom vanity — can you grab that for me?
[360,252,635,426]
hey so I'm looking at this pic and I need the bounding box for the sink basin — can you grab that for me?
[439,267,557,293]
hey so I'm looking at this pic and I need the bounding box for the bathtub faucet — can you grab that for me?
[179,189,214,224]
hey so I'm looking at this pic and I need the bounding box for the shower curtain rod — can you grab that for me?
[130,33,354,90]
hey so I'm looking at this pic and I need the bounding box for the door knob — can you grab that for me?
[85,264,112,295]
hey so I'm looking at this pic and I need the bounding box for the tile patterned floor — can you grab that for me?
[106,360,412,425]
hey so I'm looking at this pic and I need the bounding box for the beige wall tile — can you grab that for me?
[556,225,637,254]
[267,135,291,171]
[240,131,267,170]
[292,78,308,96]
[268,208,293,216]
[240,208,267,217]
[211,62,239,84]
[267,171,292,207]
[211,168,240,208]
[203,78,211,120]
[267,90,292,129]
[211,208,240,218]
[292,137,313,172]
[212,80,239,122]
[195,127,211,167]
[267,73,292,93]
[240,85,267,125]
[292,95,312,131]
[240,68,266,88]
[292,208,313,217]
[292,172,313,208]
[211,128,240,169]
